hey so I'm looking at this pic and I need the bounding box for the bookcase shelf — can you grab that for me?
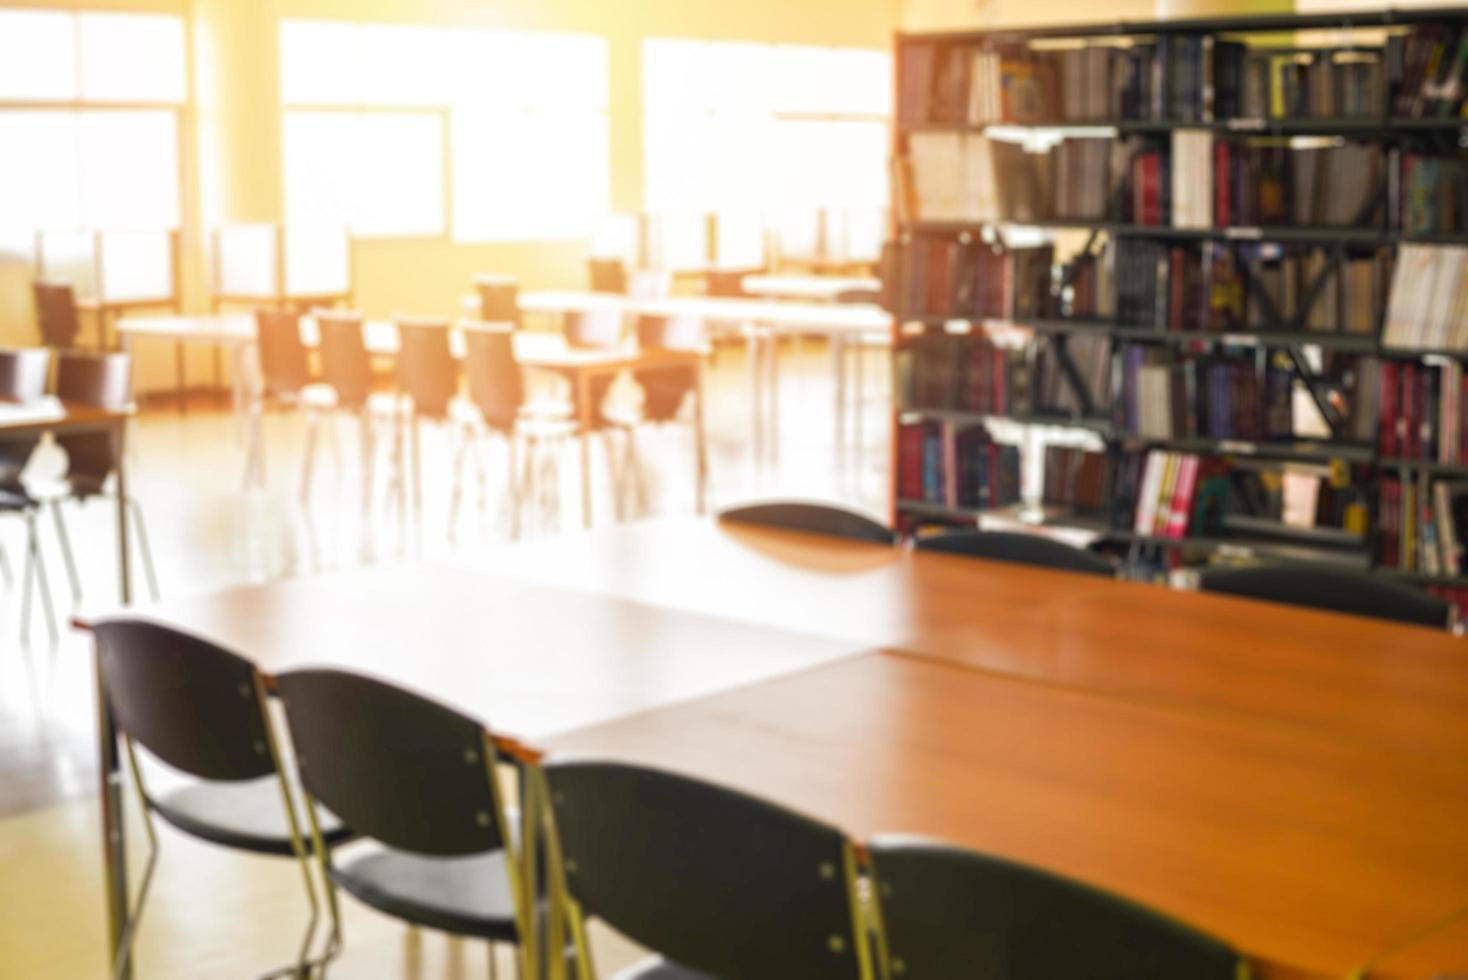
[891,7,1468,595]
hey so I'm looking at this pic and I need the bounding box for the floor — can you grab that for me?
[0,338,889,978]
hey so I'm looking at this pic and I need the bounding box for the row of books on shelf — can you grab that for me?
[898,238,1053,320]
[1373,360,1468,463]
[1381,245,1468,350]
[896,422,1022,511]
[900,23,1468,127]
[896,331,1112,419]
[1379,475,1468,575]
[1113,240,1388,334]
[1119,347,1296,442]
[902,130,1467,235]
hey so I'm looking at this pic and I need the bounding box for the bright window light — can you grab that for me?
[79,13,186,102]
[0,10,77,100]
[284,110,445,238]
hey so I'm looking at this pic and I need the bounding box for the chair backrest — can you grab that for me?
[395,317,458,420]
[255,310,311,399]
[1197,563,1451,629]
[315,311,373,409]
[718,500,897,545]
[588,257,628,294]
[0,348,52,486]
[33,280,81,349]
[91,618,277,783]
[275,669,505,857]
[475,275,521,329]
[633,315,701,424]
[55,350,130,488]
[869,838,1242,980]
[544,759,867,980]
[462,323,525,433]
[915,530,1115,577]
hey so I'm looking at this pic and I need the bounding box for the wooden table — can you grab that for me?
[547,651,1468,980]
[474,517,1468,760]
[79,518,1468,978]
[76,562,860,979]
[1366,910,1468,978]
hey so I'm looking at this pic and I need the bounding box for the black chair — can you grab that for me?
[544,759,874,980]
[868,838,1244,980]
[33,280,81,350]
[915,529,1116,577]
[0,348,54,642]
[456,322,576,539]
[275,668,534,977]
[27,352,159,643]
[1197,563,1452,629]
[718,500,897,545]
[246,310,337,497]
[91,618,351,980]
[475,274,521,330]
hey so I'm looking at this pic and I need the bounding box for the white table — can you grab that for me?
[515,291,892,467]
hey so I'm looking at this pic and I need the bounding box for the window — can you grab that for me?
[280,19,610,242]
[0,9,185,257]
[642,39,891,233]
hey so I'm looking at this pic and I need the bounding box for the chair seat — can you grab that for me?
[152,775,352,857]
[331,845,521,941]
[611,956,717,980]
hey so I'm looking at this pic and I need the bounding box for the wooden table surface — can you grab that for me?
[1366,910,1468,978]
[546,652,1468,980]
[80,561,857,742]
[474,517,1468,759]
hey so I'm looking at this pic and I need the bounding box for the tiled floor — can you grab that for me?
[0,338,889,978]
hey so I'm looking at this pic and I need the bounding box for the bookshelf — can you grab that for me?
[889,6,1468,601]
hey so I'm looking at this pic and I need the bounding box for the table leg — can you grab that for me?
[577,373,593,529]
[832,334,847,469]
[97,644,129,980]
[693,360,708,515]
[175,340,187,417]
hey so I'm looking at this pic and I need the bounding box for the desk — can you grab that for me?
[1367,910,1468,978]
[475,517,1468,759]
[740,274,880,302]
[516,291,891,464]
[75,562,860,978]
[546,652,1468,980]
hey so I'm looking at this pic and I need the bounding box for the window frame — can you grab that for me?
[0,7,188,257]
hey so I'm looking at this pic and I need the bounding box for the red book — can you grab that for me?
[1379,362,1399,457]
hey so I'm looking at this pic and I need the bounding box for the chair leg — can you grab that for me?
[49,500,83,605]
[299,411,320,505]
[21,513,58,648]
[113,740,161,980]
[124,498,161,601]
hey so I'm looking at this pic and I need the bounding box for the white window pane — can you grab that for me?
[98,229,174,302]
[78,111,180,227]
[283,224,350,297]
[281,20,362,106]
[287,111,443,237]
[453,107,608,242]
[215,223,279,297]
[0,11,77,100]
[354,112,443,236]
[79,14,185,102]
[357,25,451,106]
[0,112,81,258]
